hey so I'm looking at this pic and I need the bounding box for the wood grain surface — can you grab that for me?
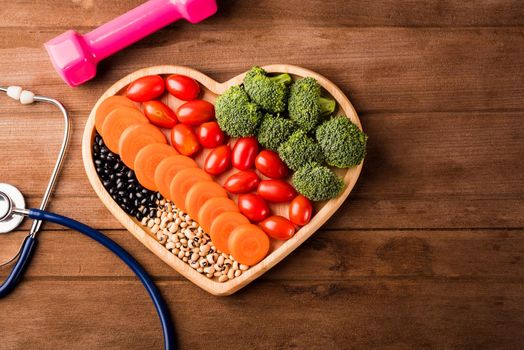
[0,0,523,349]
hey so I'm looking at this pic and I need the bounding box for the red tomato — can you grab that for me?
[260,216,296,240]
[289,195,313,226]
[126,75,165,102]
[176,100,215,126]
[197,121,225,148]
[165,74,201,101]
[170,124,199,156]
[204,145,231,175]
[257,179,296,203]
[223,171,260,194]
[232,137,259,170]
[255,150,289,179]
[143,101,177,128]
[237,193,270,222]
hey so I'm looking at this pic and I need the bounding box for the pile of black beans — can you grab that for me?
[92,133,161,221]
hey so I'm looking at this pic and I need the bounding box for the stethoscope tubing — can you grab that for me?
[0,209,176,350]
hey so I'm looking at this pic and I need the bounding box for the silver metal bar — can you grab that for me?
[28,95,71,237]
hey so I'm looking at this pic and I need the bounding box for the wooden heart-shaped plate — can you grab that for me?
[82,65,363,295]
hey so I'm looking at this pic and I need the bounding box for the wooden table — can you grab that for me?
[1,1,523,349]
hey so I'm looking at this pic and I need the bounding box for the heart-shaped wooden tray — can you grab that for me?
[82,65,363,295]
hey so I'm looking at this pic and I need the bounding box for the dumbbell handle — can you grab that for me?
[85,0,184,61]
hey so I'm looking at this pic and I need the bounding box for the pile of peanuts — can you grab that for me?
[140,199,249,282]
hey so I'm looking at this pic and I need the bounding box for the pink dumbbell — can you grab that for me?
[45,0,217,87]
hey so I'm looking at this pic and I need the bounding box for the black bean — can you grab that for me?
[93,132,162,221]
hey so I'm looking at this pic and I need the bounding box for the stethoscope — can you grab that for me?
[0,86,176,350]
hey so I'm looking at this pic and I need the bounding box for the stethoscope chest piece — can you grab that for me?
[0,183,25,234]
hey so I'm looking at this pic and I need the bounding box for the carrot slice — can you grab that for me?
[101,106,149,153]
[185,181,228,220]
[134,143,179,191]
[95,96,137,134]
[209,211,250,254]
[228,224,270,266]
[169,168,212,212]
[198,197,239,233]
[154,155,198,201]
[119,124,167,169]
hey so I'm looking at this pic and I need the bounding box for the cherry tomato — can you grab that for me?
[176,100,215,126]
[289,195,313,226]
[223,170,260,194]
[232,137,259,170]
[165,74,201,101]
[143,101,177,128]
[237,193,270,222]
[170,124,199,156]
[260,215,296,240]
[126,75,165,102]
[255,150,289,179]
[257,179,296,203]
[197,121,225,148]
[204,145,231,175]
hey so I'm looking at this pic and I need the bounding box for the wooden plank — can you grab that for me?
[0,28,523,113]
[1,279,522,349]
[2,0,524,27]
[2,229,523,280]
[1,110,522,230]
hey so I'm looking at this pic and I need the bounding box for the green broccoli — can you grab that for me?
[292,162,344,201]
[288,77,336,132]
[215,85,262,137]
[277,130,324,171]
[243,66,292,113]
[316,116,368,168]
[257,114,297,151]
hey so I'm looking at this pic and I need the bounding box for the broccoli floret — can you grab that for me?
[277,130,324,171]
[316,116,368,168]
[243,66,292,113]
[257,114,297,151]
[288,77,336,132]
[292,162,344,201]
[215,85,262,137]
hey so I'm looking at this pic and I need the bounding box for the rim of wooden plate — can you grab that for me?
[82,65,364,296]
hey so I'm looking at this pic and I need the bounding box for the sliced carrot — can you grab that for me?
[119,123,167,169]
[154,155,198,201]
[209,211,250,254]
[134,143,179,191]
[228,224,270,266]
[198,197,239,233]
[95,95,137,134]
[101,106,149,153]
[169,168,212,212]
[185,181,228,220]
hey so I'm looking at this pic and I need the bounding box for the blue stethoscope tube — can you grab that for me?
[0,208,176,350]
